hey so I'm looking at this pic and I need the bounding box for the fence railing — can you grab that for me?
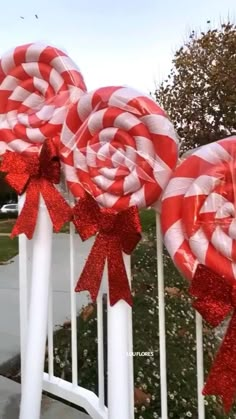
[18,203,206,419]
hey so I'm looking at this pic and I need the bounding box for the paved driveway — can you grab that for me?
[0,376,90,418]
[0,233,94,365]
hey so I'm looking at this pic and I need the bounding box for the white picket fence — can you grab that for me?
[18,198,206,419]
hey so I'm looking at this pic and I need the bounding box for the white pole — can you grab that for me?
[196,312,205,419]
[125,254,135,419]
[20,195,53,419]
[69,221,78,387]
[97,290,105,409]
[156,213,168,419]
[107,259,131,419]
[18,193,28,387]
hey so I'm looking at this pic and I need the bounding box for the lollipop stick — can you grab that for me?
[18,193,28,387]
[107,255,133,419]
[20,195,53,419]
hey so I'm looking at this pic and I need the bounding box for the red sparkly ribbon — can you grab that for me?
[73,195,142,306]
[0,139,72,239]
[190,264,236,412]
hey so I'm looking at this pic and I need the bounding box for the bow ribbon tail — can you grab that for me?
[41,179,72,232]
[11,181,40,239]
[75,234,106,302]
[203,311,236,412]
[107,237,132,306]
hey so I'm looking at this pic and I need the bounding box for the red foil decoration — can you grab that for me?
[190,264,236,412]
[73,194,142,306]
[0,139,72,239]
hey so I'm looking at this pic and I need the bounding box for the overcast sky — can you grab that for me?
[0,0,235,94]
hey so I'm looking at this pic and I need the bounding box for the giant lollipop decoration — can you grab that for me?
[60,86,179,419]
[0,43,87,419]
[161,136,236,411]
[161,137,236,281]
[60,86,179,304]
[0,43,86,154]
[60,86,179,210]
[0,43,87,237]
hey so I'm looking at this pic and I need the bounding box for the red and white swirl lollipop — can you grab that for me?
[161,136,236,280]
[0,43,86,154]
[60,86,179,210]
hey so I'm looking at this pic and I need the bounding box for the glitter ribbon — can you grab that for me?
[190,264,236,412]
[0,139,72,239]
[73,194,142,306]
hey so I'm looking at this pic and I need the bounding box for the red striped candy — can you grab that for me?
[0,43,86,154]
[60,86,179,209]
[161,136,236,281]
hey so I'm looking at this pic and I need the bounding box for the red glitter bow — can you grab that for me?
[73,194,142,306]
[0,139,72,239]
[190,264,236,412]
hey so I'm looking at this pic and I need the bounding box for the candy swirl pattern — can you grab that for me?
[60,86,179,210]
[0,43,86,154]
[161,136,236,281]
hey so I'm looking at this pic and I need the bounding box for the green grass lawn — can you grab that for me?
[0,236,18,263]
[0,219,15,234]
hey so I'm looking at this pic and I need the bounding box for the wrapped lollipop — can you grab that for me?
[161,136,236,411]
[60,86,179,210]
[60,85,179,305]
[0,43,86,419]
[0,42,86,154]
[60,86,179,419]
[0,43,87,236]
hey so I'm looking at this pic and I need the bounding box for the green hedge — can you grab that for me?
[0,213,17,220]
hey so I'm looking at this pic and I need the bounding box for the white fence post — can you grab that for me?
[20,196,53,419]
[196,312,205,419]
[126,254,135,419]
[107,257,133,419]
[156,213,168,419]
[18,193,28,387]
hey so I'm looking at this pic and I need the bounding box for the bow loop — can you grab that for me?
[190,264,232,326]
[231,283,236,307]
[191,264,236,412]
[1,152,35,194]
[100,209,117,233]
[73,195,141,306]
[0,139,71,239]
[39,139,61,183]
[117,206,142,254]
[73,194,99,241]
[4,172,29,195]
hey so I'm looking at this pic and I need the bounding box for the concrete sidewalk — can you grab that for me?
[0,376,90,418]
[0,233,94,365]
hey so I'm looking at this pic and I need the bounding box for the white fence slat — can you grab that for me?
[97,291,105,409]
[125,254,135,419]
[196,312,205,419]
[156,213,168,419]
[43,373,108,419]
[47,280,54,379]
[107,257,131,419]
[70,221,78,387]
[20,196,53,419]
[18,193,28,387]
